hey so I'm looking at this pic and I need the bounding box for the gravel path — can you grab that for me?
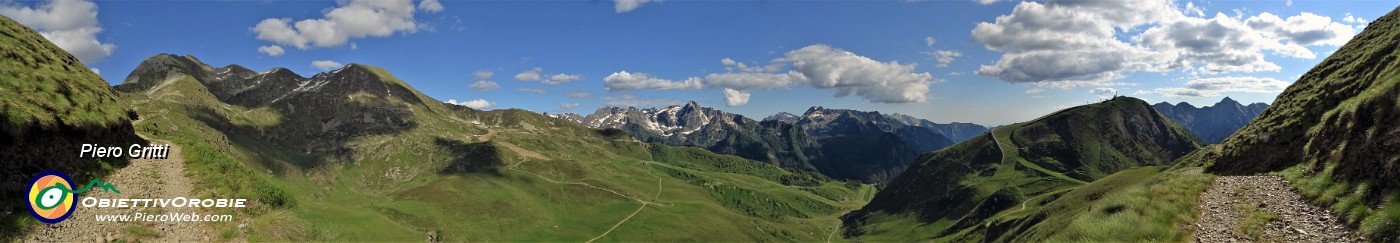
[1194,175,1359,242]
[24,143,211,242]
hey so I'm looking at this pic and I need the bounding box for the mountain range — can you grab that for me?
[1152,97,1269,144]
[550,104,989,182]
[91,47,871,241]
[8,5,1400,241]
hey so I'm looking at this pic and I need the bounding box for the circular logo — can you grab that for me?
[27,170,77,224]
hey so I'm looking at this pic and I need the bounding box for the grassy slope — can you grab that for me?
[121,63,870,241]
[980,166,1214,242]
[844,97,1202,241]
[0,16,144,238]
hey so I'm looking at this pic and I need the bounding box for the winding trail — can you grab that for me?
[990,128,1086,185]
[587,162,664,243]
[1194,175,1359,242]
[22,142,210,242]
[489,136,666,242]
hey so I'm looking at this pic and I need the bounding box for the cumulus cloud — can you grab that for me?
[973,0,1356,86]
[258,45,285,57]
[447,99,494,109]
[251,0,440,50]
[0,0,115,63]
[1343,13,1368,25]
[514,67,542,81]
[702,72,807,90]
[721,58,782,73]
[518,87,547,94]
[543,73,583,85]
[722,88,750,106]
[472,70,494,80]
[775,44,932,103]
[469,80,499,91]
[417,0,443,13]
[1243,12,1355,46]
[1148,76,1289,97]
[560,102,580,111]
[614,0,656,13]
[612,44,934,104]
[311,60,343,71]
[88,67,98,74]
[603,71,703,90]
[924,36,936,47]
[928,50,961,67]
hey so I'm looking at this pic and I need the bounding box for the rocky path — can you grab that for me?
[24,143,211,242]
[1194,175,1359,242]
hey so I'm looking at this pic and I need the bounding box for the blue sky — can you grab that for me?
[2,0,1394,125]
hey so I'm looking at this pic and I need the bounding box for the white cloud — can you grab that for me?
[1151,87,1219,97]
[775,44,932,103]
[1343,13,1368,24]
[1090,87,1117,95]
[973,0,1356,86]
[417,0,443,13]
[0,0,115,63]
[722,88,750,106]
[614,0,656,13]
[975,0,1002,5]
[472,70,494,80]
[1243,12,1356,47]
[543,73,583,85]
[603,94,682,108]
[721,58,782,73]
[615,44,934,104]
[1148,76,1289,97]
[560,102,580,111]
[88,67,98,75]
[928,50,961,67]
[257,45,285,57]
[447,99,494,109]
[469,80,499,91]
[251,0,439,50]
[603,71,703,90]
[702,72,807,90]
[518,87,547,94]
[1184,76,1290,92]
[514,67,542,81]
[924,36,936,47]
[311,60,343,71]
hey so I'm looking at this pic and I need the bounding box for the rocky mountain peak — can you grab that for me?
[1214,96,1242,107]
[764,112,800,123]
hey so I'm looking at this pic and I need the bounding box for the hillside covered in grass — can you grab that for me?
[0,15,145,237]
[113,53,871,241]
[841,96,1203,241]
[1204,6,1400,241]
